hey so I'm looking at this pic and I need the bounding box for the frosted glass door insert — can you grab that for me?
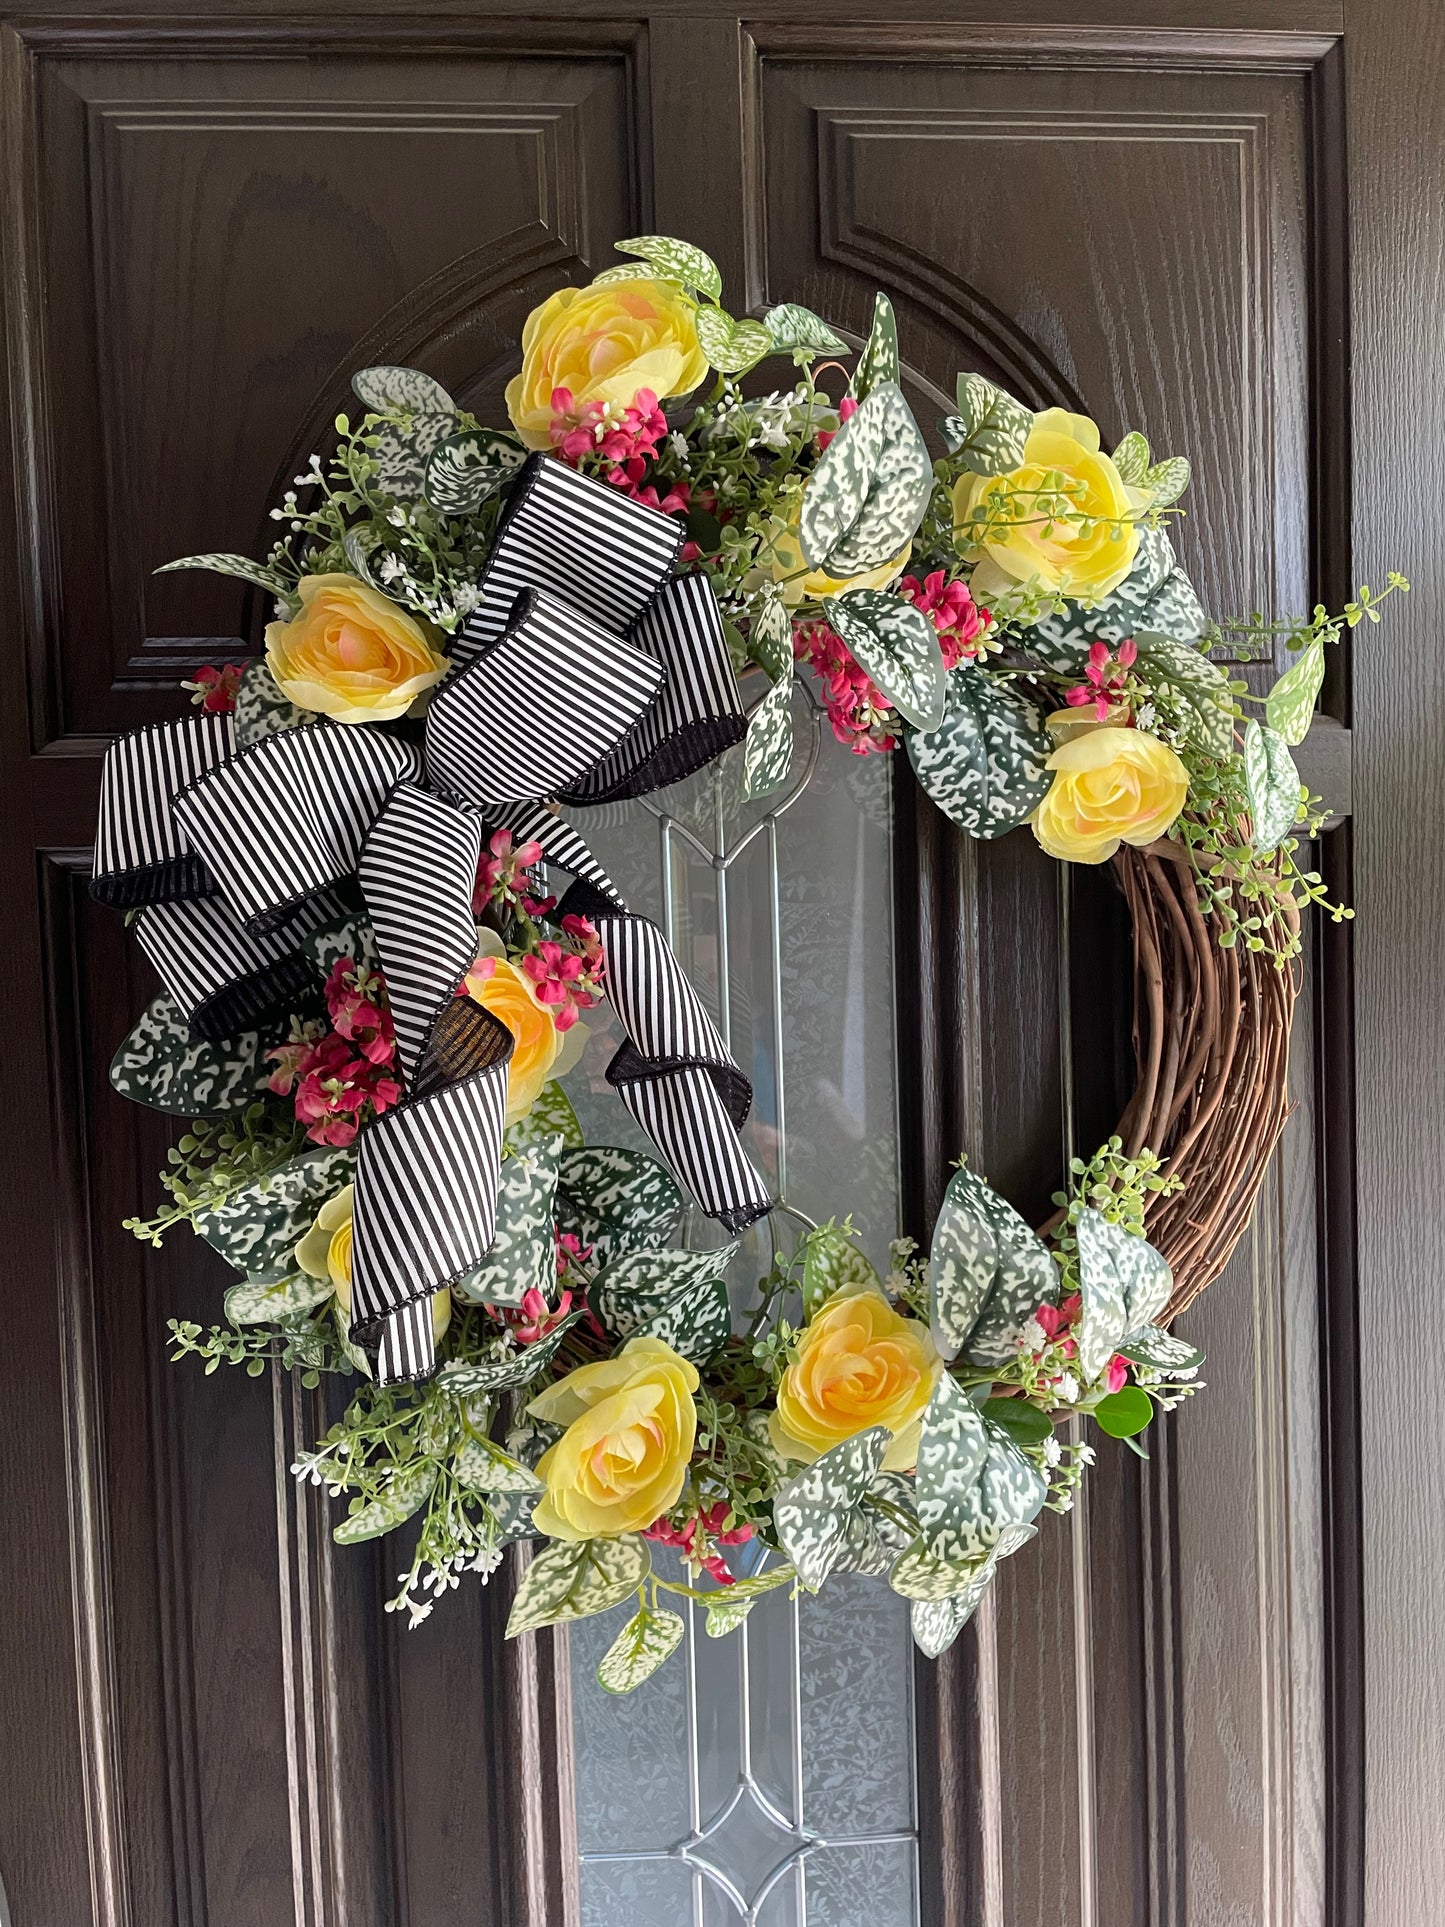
[561,681,920,1926]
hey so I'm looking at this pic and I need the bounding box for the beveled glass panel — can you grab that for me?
[564,687,919,1925]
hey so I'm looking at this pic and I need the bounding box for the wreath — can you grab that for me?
[93,234,1404,1685]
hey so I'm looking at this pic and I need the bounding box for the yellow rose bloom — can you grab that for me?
[505,278,709,450]
[526,1337,700,1540]
[1032,723,1189,864]
[770,1286,939,1474]
[265,575,448,724]
[462,953,564,1124]
[294,1183,451,1342]
[762,512,911,608]
[952,408,1144,605]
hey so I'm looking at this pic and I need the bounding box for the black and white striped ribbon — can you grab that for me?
[351,783,514,1382]
[561,572,747,803]
[92,712,235,906]
[174,725,421,936]
[490,810,772,1235]
[134,889,348,1041]
[560,880,773,1234]
[425,586,663,807]
[446,454,685,672]
[93,452,765,1382]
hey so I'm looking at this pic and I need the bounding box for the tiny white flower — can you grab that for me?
[1019,1316,1047,1355]
[1057,1371,1079,1404]
[1043,1435,1063,1467]
[1077,1442,1097,1466]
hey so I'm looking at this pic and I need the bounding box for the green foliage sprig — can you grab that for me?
[125,1103,305,1248]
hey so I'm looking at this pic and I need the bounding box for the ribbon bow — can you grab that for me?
[93,454,770,1382]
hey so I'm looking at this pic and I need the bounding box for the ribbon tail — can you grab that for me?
[350,782,514,1383]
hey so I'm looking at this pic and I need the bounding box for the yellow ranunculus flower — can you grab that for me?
[294,1183,451,1342]
[265,575,448,724]
[505,278,710,450]
[952,408,1146,605]
[526,1337,700,1540]
[463,955,560,1124]
[770,1286,939,1474]
[1031,722,1189,864]
[762,512,911,608]
[462,933,589,1124]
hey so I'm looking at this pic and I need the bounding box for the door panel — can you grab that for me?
[0,10,1363,1927]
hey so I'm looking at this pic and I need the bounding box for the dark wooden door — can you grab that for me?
[0,4,1435,1925]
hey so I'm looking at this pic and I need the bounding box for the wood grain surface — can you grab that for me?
[1347,1,1445,1921]
[0,5,1418,1924]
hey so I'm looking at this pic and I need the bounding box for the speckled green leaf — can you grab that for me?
[506,1534,652,1637]
[743,673,794,798]
[913,1372,989,1558]
[945,373,1032,476]
[763,303,848,356]
[371,411,457,497]
[890,1535,986,1602]
[1111,431,1151,485]
[591,1244,736,1363]
[1118,1324,1204,1379]
[333,1460,437,1544]
[555,1143,683,1271]
[424,430,524,515]
[558,1145,685,1232]
[808,382,931,578]
[916,1388,1047,1567]
[1075,1208,1173,1384]
[342,525,383,589]
[234,658,310,745]
[1244,719,1301,854]
[929,1165,1058,1367]
[224,1269,332,1327]
[352,364,456,416]
[453,1434,544,1495]
[906,667,1053,838]
[908,1520,1037,1657]
[801,1222,881,1317]
[436,1312,583,1397]
[505,1080,584,1154]
[694,306,771,375]
[1027,529,1206,662]
[702,1563,794,1636]
[832,1471,919,1579]
[749,590,793,683]
[825,589,944,730]
[1107,432,1190,507]
[614,235,722,302]
[591,262,675,287]
[774,1425,891,1591]
[596,1603,685,1693]
[194,1145,354,1283]
[109,995,270,1115]
[1265,638,1325,747]
[301,909,378,979]
[155,552,291,597]
[452,1139,563,1309]
[853,293,900,404]
[1135,632,1234,757]
[1142,455,1191,507]
[704,1592,757,1637]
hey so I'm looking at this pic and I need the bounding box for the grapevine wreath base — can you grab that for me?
[1114,844,1299,1319]
[93,233,1400,1682]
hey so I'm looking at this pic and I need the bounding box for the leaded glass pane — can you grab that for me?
[564,687,920,1925]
